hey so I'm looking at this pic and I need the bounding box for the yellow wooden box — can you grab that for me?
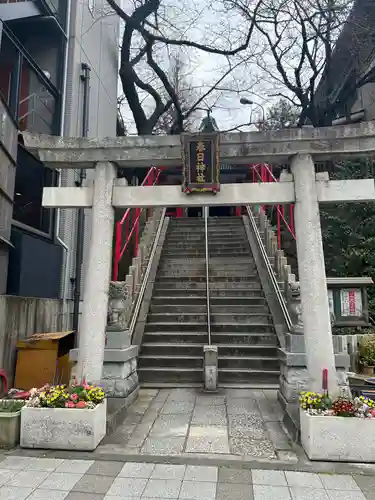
[14,331,75,390]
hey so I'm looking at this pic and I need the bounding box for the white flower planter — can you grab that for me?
[300,409,375,462]
[20,399,107,451]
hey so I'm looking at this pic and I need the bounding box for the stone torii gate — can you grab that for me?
[24,122,375,397]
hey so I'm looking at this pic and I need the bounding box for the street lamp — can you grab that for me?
[240,97,265,124]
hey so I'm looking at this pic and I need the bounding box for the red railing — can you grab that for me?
[113,167,162,281]
[251,164,295,248]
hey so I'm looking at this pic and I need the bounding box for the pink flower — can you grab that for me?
[76,401,87,409]
[70,393,79,401]
[65,401,76,408]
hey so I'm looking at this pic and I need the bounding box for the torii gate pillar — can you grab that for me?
[291,154,338,395]
[76,161,117,382]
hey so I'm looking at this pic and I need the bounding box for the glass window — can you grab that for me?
[18,60,56,135]
[13,146,56,235]
[0,32,18,110]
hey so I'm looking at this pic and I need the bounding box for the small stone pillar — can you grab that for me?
[76,161,117,383]
[291,154,338,396]
[204,345,218,392]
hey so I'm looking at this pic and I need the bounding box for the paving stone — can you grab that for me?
[141,437,185,455]
[27,490,68,499]
[86,461,124,477]
[0,485,34,499]
[166,389,196,402]
[195,395,226,406]
[23,458,64,472]
[353,475,375,491]
[218,467,252,484]
[230,438,276,458]
[65,494,105,500]
[216,482,253,500]
[142,479,182,498]
[141,409,160,423]
[285,472,323,489]
[179,480,216,500]
[252,470,287,486]
[265,422,292,450]
[0,469,18,486]
[0,457,32,470]
[319,474,360,491]
[151,464,186,480]
[276,451,298,462]
[119,463,155,478]
[106,477,148,497]
[253,485,291,500]
[227,399,261,415]
[186,425,230,454]
[327,491,366,500]
[192,407,227,425]
[39,472,84,491]
[363,491,375,500]
[184,465,218,482]
[257,401,283,422]
[161,401,194,414]
[72,474,114,494]
[229,415,266,439]
[148,414,190,437]
[55,460,94,474]
[6,470,50,488]
[289,487,329,500]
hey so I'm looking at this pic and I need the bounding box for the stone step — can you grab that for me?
[162,251,251,257]
[140,342,277,357]
[218,355,279,370]
[210,332,278,345]
[218,368,280,385]
[140,343,205,356]
[147,313,273,324]
[151,296,267,306]
[166,234,246,241]
[143,331,208,343]
[153,281,262,290]
[150,304,270,314]
[156,275,260,282]
[152,288,265,297]
[145,322,275,333]
[138,367,203,383]
[138,355,203,368]
[157,267,258,277]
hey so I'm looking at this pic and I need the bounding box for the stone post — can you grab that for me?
[291,154,338,395]
[76,161,117,383]
[204,345,218,392]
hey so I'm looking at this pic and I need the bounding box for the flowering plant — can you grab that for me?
[299,391,375,418]
[25,379,105,409]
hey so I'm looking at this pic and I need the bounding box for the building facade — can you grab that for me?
[0,1,119,323]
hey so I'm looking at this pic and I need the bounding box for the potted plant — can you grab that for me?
[0,400,25,449]
[299,390,375,462]
[358,335,375,375]
[20,380,106,451]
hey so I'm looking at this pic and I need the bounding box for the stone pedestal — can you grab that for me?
[204,345,218,392]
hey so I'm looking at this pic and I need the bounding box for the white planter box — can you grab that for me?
[20,399,106,451]
[300,409,375,462]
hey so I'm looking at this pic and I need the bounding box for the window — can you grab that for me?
[89,0,95,15]
[13,145,57,236]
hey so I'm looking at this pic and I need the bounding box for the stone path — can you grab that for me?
[99,388,297,461]
[0,456,374,499]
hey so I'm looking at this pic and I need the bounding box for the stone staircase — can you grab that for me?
[138,216,280,387]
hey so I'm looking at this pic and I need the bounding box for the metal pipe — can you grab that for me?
[55,0,72,329]
[72,62,91,334]
[129,208,166,336]
[204,206,211,345]
[246,206,292,331]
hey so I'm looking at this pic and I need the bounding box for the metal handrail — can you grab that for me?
[246,205,293,332]
[204,207,211,345]
[129,208,166,338]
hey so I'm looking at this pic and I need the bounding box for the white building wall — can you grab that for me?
[58,0,119,309]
